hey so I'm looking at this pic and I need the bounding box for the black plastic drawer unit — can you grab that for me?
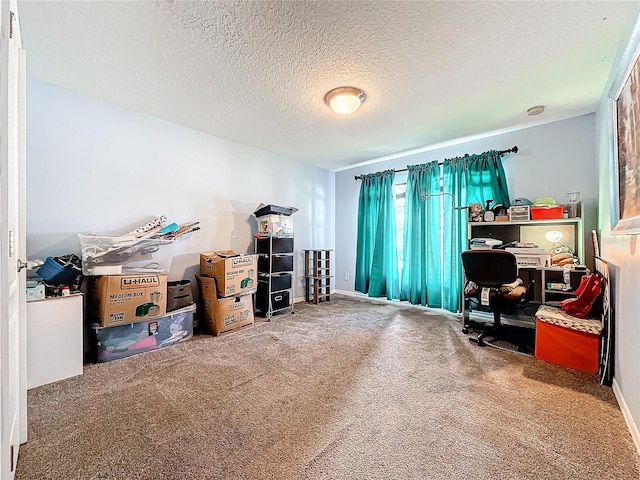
[258,254,293,273]
[256,237,294,254]
[258,273,292,291]
[256,285,291,315]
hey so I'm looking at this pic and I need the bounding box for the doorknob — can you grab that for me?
[17,259,43,272]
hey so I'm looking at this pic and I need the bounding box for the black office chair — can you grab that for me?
[461,250,528,348]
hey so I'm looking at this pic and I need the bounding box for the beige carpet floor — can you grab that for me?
[16,295,640,479]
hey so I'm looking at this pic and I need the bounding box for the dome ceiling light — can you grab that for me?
[527,105,545,116]
[324,86,366,115]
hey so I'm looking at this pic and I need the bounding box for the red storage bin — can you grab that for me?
[530,206,564,220]
[534,305,602,373]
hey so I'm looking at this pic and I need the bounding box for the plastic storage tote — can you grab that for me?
[90,303,195,363]
[530,206,564,220]
[79,234,175,276]
[256,215,294,236]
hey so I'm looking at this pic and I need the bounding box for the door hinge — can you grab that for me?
[10,445,14,471]
[8,230,14,258]
[9,11,15,39]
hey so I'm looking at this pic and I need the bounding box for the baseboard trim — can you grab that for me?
[333,290,396,304]
[293,290,358,304]
[331,290,456,315]
[333,289,365,298]
[294,290,358,304]
[612,378,640,455]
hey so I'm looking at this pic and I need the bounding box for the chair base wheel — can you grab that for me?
[469,336,488,347]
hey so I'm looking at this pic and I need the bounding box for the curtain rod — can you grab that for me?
[353,146,518,180]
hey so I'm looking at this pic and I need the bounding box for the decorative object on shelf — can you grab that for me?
[469,203,483,222]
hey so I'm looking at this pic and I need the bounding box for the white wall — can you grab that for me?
[334,114,597,293]
[596,9,640,450]
[26,78,335,300]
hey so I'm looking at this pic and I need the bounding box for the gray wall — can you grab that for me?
[334,114,597,293]
[26,78,336,301]
[596,9,640,451]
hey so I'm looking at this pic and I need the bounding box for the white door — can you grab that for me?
[1,1,27,478]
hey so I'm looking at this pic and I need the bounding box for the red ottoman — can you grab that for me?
[535,305,602,373]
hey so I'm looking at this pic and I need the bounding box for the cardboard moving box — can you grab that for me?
[196,275,254,336]
[199,250,258,297]
[88,274,168,327]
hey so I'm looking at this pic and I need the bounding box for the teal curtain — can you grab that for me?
[442,150,510,311]
[400,161,441,306]
[355,170,399,300]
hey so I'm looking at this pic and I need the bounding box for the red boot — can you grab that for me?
[574,274,591,296]
[561,275,602,318]
[559,274,591,308]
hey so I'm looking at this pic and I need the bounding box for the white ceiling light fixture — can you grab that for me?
[324,86,366,115]
[527,105,545,116]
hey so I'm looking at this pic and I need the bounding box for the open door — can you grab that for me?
[1,1,27,478]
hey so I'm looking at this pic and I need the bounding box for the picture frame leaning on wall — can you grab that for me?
[610,20,640,235]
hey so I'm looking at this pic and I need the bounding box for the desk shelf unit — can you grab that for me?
[303,249,333,304]
[468,217,584,262]
[463,218,586,325]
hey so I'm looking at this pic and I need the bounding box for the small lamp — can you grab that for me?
[545,230,574,255]
[324,86,366,115]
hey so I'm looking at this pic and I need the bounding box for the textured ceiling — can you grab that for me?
[17,1,639,171]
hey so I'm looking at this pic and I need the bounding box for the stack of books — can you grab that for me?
[470,238,503,250]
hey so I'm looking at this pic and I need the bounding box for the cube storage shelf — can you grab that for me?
[255,235,294,319]
[303,249,333,304]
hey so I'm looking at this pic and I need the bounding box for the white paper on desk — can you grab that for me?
[481,288,490,306]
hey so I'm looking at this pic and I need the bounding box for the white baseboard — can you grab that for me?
[294,290,361,303]
[331,290,451,314]
[293,289,360,304]
[333,289,366,298]
[612,378,640,455]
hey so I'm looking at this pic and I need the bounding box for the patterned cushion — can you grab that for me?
[535,305,603,335]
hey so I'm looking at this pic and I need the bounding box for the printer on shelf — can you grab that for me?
[505,247,551,268]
